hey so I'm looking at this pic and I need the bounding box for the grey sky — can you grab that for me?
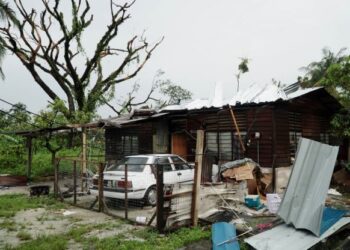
[1,0,350,118]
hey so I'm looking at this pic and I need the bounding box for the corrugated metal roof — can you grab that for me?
[244,217,350,250]
[277,138,339,236]
[161,82,321,111]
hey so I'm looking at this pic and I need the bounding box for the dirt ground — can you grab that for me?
[0,185,142,249]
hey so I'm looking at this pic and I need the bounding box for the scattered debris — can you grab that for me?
[266,193,281,214]
[333,168,350,188]
[62,210,76,216]
[136,216,147,224]
[245,138,349,250]
[29,185,50,197]
[245,217,350,250]
[328,188,342,196]
[244,195,263,210]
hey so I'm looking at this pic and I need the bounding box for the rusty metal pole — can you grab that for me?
[156,161,165,233]
[73,160,77,205]
[98,163,104,212]
[124,164,128,220]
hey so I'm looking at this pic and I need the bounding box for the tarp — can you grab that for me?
[277,138,339,236]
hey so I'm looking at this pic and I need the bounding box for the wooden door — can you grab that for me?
[171,133,187,160]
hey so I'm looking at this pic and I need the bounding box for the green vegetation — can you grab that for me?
[8,226,211,250]
[301,48,350,137]
[7,235,68,250]
[0,194,255,250]
[16,231,32,241]
[0,194,65,218]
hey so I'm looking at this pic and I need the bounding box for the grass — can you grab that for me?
[6,223,211,250]
[0,194,66,218]
[16,231,32,241]
[82,227,211,250]
[1,194,243,250]
[6,235,68,250]
[0,218,17,231]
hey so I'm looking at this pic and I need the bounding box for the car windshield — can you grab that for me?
[107,157,148,172]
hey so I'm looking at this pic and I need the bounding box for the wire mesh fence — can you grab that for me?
[53,153,253,232]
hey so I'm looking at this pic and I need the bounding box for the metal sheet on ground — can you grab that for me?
[277,138,339,236]
[244,217,350,250]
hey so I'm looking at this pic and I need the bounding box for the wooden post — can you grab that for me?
[98,163,104,212]
[54,159,59,199]
[124,164,128,220]
[191,130,204,227]
[272,110,278,192]
[156,160,165,233]
[228,105,246,153]
[73,160,77,205]
[26,136,33,181]
[81,128,87,192]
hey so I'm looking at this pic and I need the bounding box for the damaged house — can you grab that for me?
[98,83,348,180]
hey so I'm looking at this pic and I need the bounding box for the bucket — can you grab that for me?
[266,193,281,214]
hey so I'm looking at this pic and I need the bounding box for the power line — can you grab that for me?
[0,108,40,128]
[0,97,68,127]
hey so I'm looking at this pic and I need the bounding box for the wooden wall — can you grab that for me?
[105,122,153,162]
[104,90,341,170]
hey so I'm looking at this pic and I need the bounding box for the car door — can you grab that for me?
[155,156,177,184]
[170,156,194,183]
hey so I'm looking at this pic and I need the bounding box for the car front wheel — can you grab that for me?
[144,186,157,206]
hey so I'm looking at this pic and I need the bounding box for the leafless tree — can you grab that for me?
[0,0,163,121]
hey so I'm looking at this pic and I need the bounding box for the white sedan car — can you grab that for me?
[90,154,194,206]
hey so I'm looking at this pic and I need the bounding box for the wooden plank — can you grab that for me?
[228,106,246,153]
[191,130,204,227]
[73,161,77,205]
[81,128,87,192]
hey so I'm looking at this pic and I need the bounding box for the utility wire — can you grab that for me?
[0,108,40,129]
[0,97,69,127]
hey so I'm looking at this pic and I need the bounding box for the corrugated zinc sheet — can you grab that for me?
[244,217,350,250]
[277,138,339,236]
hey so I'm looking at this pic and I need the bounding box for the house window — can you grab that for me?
[205,131,246,161]
[289,131,302,158]
[233,132,246,160]
[320,133,330,144]
[122,135,138,155]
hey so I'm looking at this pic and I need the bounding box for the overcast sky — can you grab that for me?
[1,0,350,118]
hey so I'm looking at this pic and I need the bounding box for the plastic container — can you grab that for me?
[244,195,260,208]
[266,193,281,214]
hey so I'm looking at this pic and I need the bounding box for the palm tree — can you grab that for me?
[0,0,18,78]
[300,47,347,87]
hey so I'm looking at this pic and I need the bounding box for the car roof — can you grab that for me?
[126,154,179,158]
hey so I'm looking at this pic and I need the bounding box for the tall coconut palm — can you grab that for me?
[0,0,18,79]
[300,47,347,87]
